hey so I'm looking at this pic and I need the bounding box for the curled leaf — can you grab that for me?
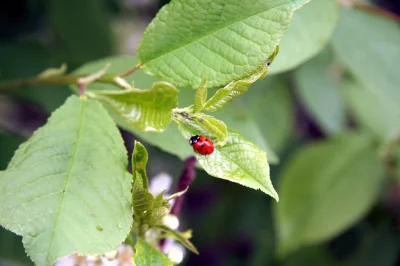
[193,77,208,113]
[88,82,179,132]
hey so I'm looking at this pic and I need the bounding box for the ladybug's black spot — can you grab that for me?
[201,144,204,148]
[205,138,208,141]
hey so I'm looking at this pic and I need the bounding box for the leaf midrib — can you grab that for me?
[140,2,288,65]
[45,99,87,265]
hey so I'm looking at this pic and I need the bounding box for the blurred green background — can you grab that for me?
[1,0,400,265]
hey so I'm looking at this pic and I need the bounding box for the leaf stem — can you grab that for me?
[120,63,141,78]
[0,73,130,93]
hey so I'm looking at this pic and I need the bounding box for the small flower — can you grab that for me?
[165,241,186,265]
[117,245,135,265]
[161,214,180,230]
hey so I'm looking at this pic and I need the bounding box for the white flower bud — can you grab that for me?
[162,214,180,230]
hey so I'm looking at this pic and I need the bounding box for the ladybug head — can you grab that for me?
[189,135,199,145]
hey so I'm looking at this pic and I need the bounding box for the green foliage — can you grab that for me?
[180,126,278,200]
[132,141,150,189]
[132,142,169,228]
[174,111,228,146]
[131,142,198,262]
[0,96,133,265]
[203,60,269,112]
[133,238,173,266]
[132,177,170,230]
[276,133,384,256]
[294,47,345,135]
[4,0,400,265]
[215,77,293,160]
[154,225,199,255]
[271,0,338,73]
[88,82,179,132]
[137,0,310,88]
[193,78,208,113]
[332,8,400,106]
[341,80,400,140]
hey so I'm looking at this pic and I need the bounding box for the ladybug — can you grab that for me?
[189,135,214,155]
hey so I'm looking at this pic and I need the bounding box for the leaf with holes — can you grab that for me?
[133,238,173,266]
[87,82,179,132]
[0,95,132,266]
[137,0,310,88]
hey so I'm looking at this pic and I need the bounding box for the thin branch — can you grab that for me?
[170,156,197,217]
[120,64,141,78]
[0,73,130,93]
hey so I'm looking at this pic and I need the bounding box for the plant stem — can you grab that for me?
[0,73,130,93]
[170,156,197,216]
[120,63,141,78]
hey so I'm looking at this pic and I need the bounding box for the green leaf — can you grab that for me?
[203,62,269,112]
[179,126,278,200]
[271,0,338,74]
[132,141,149,190]
[332,8,400,105]
[132,142,170,227]
[132,175,154,223]
[73,57,193,160]
[149,193,171,224]
[154,224,199,255]
[193,78,208,113]
[341,80,400,140]
[87,82,179,132]
[174,111,228,146]
[38,63,67,78]
[215,77,293,161]
[134,238,173,266]
[137,0,310,88]
[294,47,345,135]
[275,132,384,256]
[177,76,294,163]
[0,96,132,266]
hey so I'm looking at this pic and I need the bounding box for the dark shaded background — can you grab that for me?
[0,1,400,266]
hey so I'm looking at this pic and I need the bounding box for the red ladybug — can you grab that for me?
[189,135,214,155]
